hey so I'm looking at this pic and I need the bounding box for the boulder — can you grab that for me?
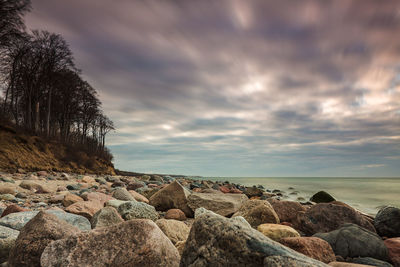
[127,181,145,190]
[105,199,129,209]
[263,255,329,266]
[384,237,400,267]
[112,187,135,201]
[175,241,186,256]
[80,192,113,204]
[244,186,264,198]
[310,191,336,203]
[65,200,103,220]
[156,219,190,245]
[149,181,193,217]
[0,210,90,231]
[0,225,19,263]
[128,190,149,203]
[19,181,51,193]
[165,209,187,221]
[279,237,336,263]
[117,201,159,221]
[268,199,307,224]
[294,203,375,235]
[8,211,79,267]
[187,192,248,217]
[257,224,300,241]
[0,186,16,195]
[232,199,279,228]
[328,263,378,267]
[40,219,180,267]
[1,204,29,218]
[375,206,400,238]
[350,257,393,267]
[314,223,389,261]
[62,193,84,207]
[90,206,124,229]
[180,208,327,267]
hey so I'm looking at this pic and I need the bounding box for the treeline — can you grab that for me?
[0,0,114,161]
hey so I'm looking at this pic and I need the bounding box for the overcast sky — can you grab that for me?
[26,0,400,177]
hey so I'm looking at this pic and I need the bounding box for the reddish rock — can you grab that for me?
[40,219,180,266]
[219,186,230,194]
[192,188,202,192]
[62,193,84,207]
[230,188,243,194]
[128,190,149,203]
[1,204,29,218]
[81,192,113,205]
[250,196,261,200]
[149,181,193,217]
[36,171,48,177]
[279,237,336,263]
[165,209,187,221]
[65,200,103,220]
[268,199,307,224]
[384,237,400,267]
[56,186,67,192]
[8,211,79,267]
[293,202,375,235]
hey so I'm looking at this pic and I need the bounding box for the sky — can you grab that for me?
[25,0,400,177]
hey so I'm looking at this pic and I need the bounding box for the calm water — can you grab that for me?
[205,177,400,215]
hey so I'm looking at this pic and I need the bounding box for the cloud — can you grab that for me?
[25,0,400,176]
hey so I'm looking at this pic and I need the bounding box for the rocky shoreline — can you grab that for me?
[0,170,399,266]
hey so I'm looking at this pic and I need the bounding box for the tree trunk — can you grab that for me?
[46,87,52,136]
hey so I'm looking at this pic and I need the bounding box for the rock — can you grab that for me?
[66,184,81,191]
[1,205,29,218]
[350,257,393,267]
[310,191,336,203]
[279,237,336,263]
[314,223,389,261]
[232,199,279,228]
[36,171,48,177]
[81,176,95,183]
[263,255,329,266]
[0,225,19,263]
[81,192,113,204]
[180,208,327,267]
[187,192,248,217]
[219,186,230,193]
[244,186,264,198]
[328,263,376,267]
[150,175,164,182]
[268,199,307,224]
[8,211,79,267]
[128,190,149,203]
[375,206,400,238]
[117,201,159,221]
[0,194,15,201]
[94,177,107,184]
[127,181,145,190]
[62,193,84,207]
[0,210,90,231]
[257,224,300,241]
[175,241,186,256]
[105,199,129,209]
[294,203,375,235]
[156,219,190,245]
[19,181,51,193]
[90,206,123,229]
[384,238,400,267]
[0,186,16,195]
[165,209,187,221]
[112,187,135,201]
[149,181,193,217]
[65,200,103,220]
[40,219,180,267]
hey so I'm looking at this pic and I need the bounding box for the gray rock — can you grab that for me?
[117,201,159,221]
[374,206,400,238]
[314,223,389,261]
[40,219,180,267]
[112,187,135,201]
[180,208,327,267]
[263,255,325,267]
[90,207,124,229]
[0,210,90,231]
[0,225,19,263]
[351,257,393,267]
[0,195,15,201]
[187,192,248,217]
[105,199,129,209]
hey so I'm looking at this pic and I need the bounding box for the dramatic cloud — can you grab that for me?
[26,0,400,176]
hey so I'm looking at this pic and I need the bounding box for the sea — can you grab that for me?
[205,177,400,216]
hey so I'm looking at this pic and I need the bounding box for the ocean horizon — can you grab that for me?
[204,176,400,215]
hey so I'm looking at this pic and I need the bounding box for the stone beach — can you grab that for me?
[0,170,399,266]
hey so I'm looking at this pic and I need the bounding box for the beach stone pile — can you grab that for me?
[0,171,398,266]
